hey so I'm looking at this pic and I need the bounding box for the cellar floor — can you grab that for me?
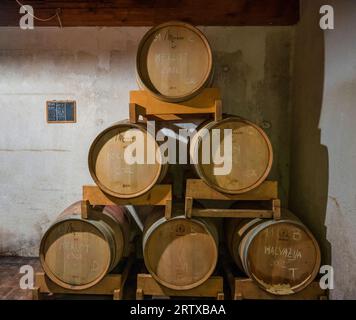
[0,256,40,300]
[0,256,139,300]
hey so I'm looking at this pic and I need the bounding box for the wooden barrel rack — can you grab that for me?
[33,201,135,300]
[185,179,281,219]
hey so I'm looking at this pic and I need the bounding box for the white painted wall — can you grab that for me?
[319,1,356,299]
[0,26,293,256]
[0,28,145,256]
[292,0,356,299]
[289,0,330,272]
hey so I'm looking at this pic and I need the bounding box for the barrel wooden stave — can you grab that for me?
[39,201,130,290]
[88,121,168,199]
[143,209,218,290]
[225,211,321,295]
[191,117,273,194]
[136,21,213,102]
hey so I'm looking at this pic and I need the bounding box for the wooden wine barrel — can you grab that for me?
[143,210,218,290]
[225,211,321,295]
[190,117,273,194]
[88,121,168,198]
[136,21,213,102]
[39,201,130,290]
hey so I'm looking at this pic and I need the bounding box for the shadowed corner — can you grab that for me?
[288,1,331,270]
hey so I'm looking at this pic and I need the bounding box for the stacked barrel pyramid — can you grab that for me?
[39,22,321,299]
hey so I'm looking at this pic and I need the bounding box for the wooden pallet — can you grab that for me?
[230,278,327,300]
[221,256,327,300]
[129,88,222,123]
[136,274,224,300]
[82,184,172,220]
[32,255,134,300]
[185,179,281,219]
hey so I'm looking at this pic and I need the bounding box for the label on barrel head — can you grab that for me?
[246,222,320,294]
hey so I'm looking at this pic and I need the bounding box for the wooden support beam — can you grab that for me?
[82,184,173,219]
[136,274,224,299]
[233,278,327,300]
[129,89,222,123]
[0,0,299,26]
[185,179,280,219]
[83,184,172,206]
[191,208,274,219]
[186,179,278,201]
[35,272,122,296]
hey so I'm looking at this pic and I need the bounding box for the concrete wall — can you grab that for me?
[0,26,293,256]
[289,0,330,267]
[292,0,356,299]
[318,0,356,299]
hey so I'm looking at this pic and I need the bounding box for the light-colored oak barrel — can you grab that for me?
[190,117,273,194]
[225,210,321,295]
[88,121,168,199]
[136,21,213,102]
[143,210,218,290]
[39,201,130,290]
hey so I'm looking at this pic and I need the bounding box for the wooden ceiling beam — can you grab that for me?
[0,0,299,27]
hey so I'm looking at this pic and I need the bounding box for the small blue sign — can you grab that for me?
[47,101,76,122]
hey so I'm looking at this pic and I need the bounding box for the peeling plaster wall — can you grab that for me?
[0,26,293,256]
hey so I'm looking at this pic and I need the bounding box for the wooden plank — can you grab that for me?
[137,274,223,298]
[80,200,90,219]
[152,114,187,121]
[130,88,220,112]
[217,292,225,300]
[129,89,222,122]
[185,197,193,218]
[191,208,273,218]
[83,184,172,206]
[113,289,121,300]
[186,179,278,200]
[0,0,299,26]
[36,272,122,295]
[164,199,172,220]
[32,287,40,300]
[221,256,327,300]
[272,199,281,219]
[35,254,135,299]
[129,103,138,123]
[234,278,327,300]
[214,100,223,121]
[136,288,144,300]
